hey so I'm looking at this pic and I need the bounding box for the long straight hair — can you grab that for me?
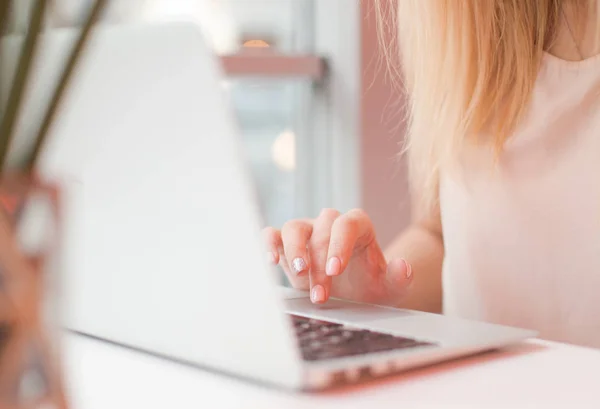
[376,0,598,210]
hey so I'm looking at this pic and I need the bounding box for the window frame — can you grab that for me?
[223,0,361,217]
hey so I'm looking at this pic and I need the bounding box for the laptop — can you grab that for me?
[1,22,536,391]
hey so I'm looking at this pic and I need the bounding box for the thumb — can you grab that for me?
[385,258,413,295]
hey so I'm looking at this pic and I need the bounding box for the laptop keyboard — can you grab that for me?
[290,315,436,362]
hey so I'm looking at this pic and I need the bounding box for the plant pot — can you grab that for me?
[0,174,67,409]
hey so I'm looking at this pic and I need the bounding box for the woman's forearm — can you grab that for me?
[384,224,444,313]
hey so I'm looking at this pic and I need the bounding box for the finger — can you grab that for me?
[385,258,413,296]
[262,227,282,265]
[308,209,340,304]
[326,209,375,277]
[281,220,313,277]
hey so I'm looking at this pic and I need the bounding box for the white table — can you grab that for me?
[64,333,600,409]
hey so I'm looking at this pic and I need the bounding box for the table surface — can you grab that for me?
[63,333,600,409]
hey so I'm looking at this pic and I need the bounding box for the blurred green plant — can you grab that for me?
[0,0,108,174]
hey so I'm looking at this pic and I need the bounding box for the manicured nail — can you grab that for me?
[292,257,307,274]
[311,285,325,303]
[404,260,412,279]
[326,257,341,276]
[267,252,277,265]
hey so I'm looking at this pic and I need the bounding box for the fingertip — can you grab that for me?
[310,284,327,304]
[388,258,412,281]
[291,257,309,275]
[325,256,342,276]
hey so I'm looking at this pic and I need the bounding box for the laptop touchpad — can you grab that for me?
[284,297,415,324]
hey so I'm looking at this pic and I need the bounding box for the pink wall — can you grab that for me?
[360,0,411,246]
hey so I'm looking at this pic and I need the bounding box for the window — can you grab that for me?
[24,0,361,229]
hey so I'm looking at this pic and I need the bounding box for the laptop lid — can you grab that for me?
[1,22,303,389]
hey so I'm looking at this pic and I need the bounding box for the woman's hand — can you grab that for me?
[262,208,413,305]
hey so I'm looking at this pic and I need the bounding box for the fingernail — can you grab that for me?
[326,257,341,276]
[311,285,325,303]
[292,257,307,275]
[267,252,277,265]
[404,260,412,279]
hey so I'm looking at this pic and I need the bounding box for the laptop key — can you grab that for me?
[289,314,437,362]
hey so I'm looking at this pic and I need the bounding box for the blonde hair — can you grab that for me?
[376,0,599,210]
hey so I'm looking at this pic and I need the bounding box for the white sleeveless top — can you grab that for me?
[440,53,600,348]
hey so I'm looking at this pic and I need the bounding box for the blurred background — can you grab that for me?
[8,0,410,247]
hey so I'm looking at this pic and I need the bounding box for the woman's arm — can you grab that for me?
[384,200,444,313]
